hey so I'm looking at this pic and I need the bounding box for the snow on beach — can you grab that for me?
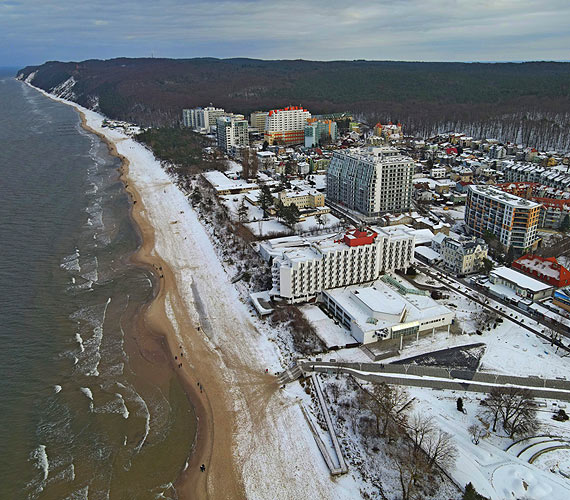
[30,88,365,498]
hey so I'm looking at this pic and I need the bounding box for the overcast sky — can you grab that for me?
[1,0,569,67]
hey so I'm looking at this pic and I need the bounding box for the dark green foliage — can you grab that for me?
[257,185,274,216]
[457,397,464,413]
[463,482,488,500]
[136,127,220,172]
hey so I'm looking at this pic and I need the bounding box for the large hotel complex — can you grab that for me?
[264,106,311,145]
[326,147,414,216]
[260,226,415,303]
[465,185,541,251]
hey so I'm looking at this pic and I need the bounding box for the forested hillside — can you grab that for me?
[17,58,570,149]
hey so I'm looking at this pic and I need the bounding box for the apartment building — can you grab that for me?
[327,147,414,216]
[501,162,570,191]
[274,189,325,210]
[465,185,541,251]
[304,119,338,148]
[261,226,415,303]
[216,116,249,152]
[182,106,226,133]
[250,111,269,131]
[440,236,488,275]
[264,106,311,145]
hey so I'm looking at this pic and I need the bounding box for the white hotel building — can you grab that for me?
[264,106,311,146]
[260,226,415,303]
[182,106,226,133]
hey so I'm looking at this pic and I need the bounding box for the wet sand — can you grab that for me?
[77,112,246,499]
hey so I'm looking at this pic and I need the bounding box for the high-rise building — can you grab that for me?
[260,226,415,303]
[326,147,414,216]
[264,106,311,145]
[465,185,541,251]
[182,106,226,133]
[216,116,249,152]
[250,111,269,131]
[304,119,338,148]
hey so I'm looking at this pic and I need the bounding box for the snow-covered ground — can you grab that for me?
[31,88,370,499]
[300,305,357,348]
[408,386,570,500]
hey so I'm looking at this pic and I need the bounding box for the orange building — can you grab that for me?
[465,185,541,251]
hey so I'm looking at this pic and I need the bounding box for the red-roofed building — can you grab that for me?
[341,228,378,247]
[265,106,311,145]
[512,254,570,288]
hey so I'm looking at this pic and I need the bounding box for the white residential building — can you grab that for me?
[264,106,311,145]
[327,147,414,216]
[216,116,249,152]
[262,226,415,303]
[182,106,226,133]
[430,167,447,179]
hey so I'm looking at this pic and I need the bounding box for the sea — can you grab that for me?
[0,69,195,499]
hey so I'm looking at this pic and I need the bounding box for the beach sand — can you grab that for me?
[78,112,246,499]
[31,86,361,500]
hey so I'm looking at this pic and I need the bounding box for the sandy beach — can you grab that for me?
[29,83,362,500]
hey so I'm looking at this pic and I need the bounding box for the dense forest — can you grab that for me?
[17,58,570,150]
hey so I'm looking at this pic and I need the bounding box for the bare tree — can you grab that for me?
[468,424,486,445]
[483,386,539,438]
[250,150,258,178]
[241,148,250,179]
[359,383,414,437]
[408,413,435,452]
[394,442,426,500]
[424,429,457,469]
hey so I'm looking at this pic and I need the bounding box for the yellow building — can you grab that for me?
[275,189,325,209]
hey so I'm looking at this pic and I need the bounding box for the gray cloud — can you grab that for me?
[1,0,569,66]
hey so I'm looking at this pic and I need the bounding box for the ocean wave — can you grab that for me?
[61,248,81,273]
[31,444,49,481]
[71,297,111,376]
[93,392,129,419]
[80,387,94,412]
[74,333,84,353]
[66,485,89,499]
[54,385,62,394]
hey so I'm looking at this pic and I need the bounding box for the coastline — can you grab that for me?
[76,111,242,498]
[23,81,362,500]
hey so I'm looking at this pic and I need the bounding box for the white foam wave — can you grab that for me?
[54,385,62,394]
[61,248,81,273]
[66,485,89,499]
[74,333,84,353]
[31,444,49,481]
[132,391,151,452]
[80,387,94,411]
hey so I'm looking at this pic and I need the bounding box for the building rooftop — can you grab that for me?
[468,185,542,209]
[491,266,553,292]
[325,279,452,334]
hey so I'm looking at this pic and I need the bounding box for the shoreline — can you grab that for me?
[76,112,229,498]
[22,81,358,500]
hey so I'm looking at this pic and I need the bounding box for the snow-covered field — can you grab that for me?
[408,386,570,500]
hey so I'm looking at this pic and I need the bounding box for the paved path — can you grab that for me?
[296,361,570,401]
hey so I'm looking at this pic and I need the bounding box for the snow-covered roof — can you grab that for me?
[491,266,553,292]
[415,246,442,261]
